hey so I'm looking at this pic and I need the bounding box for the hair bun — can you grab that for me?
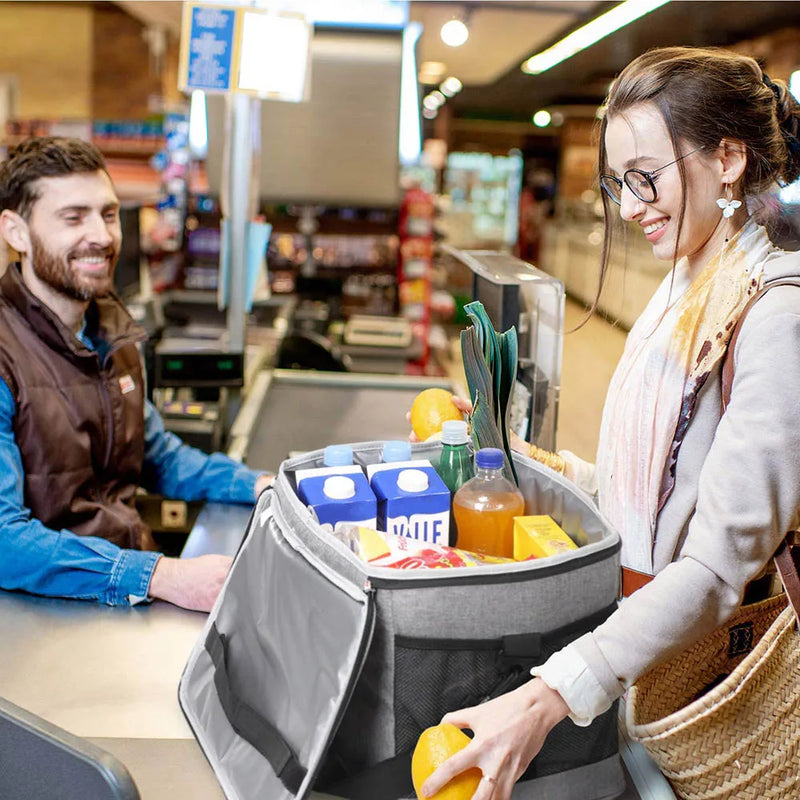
[764,76,800,185]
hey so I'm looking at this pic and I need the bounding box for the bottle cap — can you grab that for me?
[440,420,468,445]
[323,475,356,499]
[397,468,428,493]
[475,447,504,470]
[382,440,412,462]
[323,444,353,467]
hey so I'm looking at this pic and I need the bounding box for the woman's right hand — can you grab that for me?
[419,678,570,800]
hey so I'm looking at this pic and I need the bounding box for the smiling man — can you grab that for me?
[0,137,272,611]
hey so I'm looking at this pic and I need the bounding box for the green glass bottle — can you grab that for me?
[436,420,475,545]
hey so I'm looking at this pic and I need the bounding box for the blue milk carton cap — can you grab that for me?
[382,440,412,463]
[324,445,354,467]
[475,447,504,470]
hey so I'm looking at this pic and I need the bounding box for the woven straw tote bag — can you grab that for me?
[626,559,800,799]
[626,278,800,799]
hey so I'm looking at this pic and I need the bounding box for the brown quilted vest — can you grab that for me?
[0,264,154,550]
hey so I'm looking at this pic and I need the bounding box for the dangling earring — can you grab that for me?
[716,184,742,219]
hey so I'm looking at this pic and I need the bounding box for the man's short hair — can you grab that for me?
[0,137,108,219]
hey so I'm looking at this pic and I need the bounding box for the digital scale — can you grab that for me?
[342,315,413,349]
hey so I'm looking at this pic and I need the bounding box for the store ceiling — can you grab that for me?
[445,1,800,121]
[115,1,800,120]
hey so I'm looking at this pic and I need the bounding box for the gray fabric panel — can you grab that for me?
[512,754,626,800]
[181,495,372,800]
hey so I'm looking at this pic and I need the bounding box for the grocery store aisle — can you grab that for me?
[557,299,627,460]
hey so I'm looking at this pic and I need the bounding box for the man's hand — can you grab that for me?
[255,472,275,498]
[148,554,233,612]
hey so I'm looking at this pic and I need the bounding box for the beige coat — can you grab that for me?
[535,247,800,723]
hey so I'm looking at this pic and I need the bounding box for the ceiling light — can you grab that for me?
[423,92,445,111]
[532,110,551,127]
[440,76,463,97]
[418,60,447,85]
[441,18,469,47]
[423,107,438,120]
[791,70,800,102]
[522,0,670,75]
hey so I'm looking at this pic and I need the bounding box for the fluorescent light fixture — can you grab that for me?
[255,0,406,29]
[399,21,423,165]
[532,109,551,127]
[188,90,208,159]
[440,76,463,96]
[441,18,469,47]
[237,11,311,101]
[522,0,670,75]
[791,70,800,102]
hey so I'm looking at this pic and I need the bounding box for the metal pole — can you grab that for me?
[224,91,258,353]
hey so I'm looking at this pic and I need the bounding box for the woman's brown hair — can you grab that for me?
[591,46,800,315]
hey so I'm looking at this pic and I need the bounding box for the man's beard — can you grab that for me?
[30,233,118,302]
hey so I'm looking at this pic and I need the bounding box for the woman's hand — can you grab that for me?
[407,395,473,443]
[420,678,569,800]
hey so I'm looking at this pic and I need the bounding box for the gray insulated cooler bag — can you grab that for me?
[179,441,625,800]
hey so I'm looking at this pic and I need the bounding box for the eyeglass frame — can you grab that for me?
[599,147,704,205]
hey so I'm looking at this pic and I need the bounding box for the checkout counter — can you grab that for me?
[0,503,676,800]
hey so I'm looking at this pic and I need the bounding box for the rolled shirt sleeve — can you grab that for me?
[0,377,162,606]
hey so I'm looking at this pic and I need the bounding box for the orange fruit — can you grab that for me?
[411,723,482,800]
[410,389,463,442]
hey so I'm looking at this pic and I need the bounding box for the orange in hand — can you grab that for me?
[411,723,482,800]
[410,389,464,442]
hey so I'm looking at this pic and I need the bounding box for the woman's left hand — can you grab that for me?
[420,678,570,800]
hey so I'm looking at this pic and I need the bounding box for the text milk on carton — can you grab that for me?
[295,464,377,529]
[369,464,451,545]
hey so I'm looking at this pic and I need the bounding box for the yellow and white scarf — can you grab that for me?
[596,218,777,572]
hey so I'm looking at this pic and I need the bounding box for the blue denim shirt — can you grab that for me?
[0,326,260,606]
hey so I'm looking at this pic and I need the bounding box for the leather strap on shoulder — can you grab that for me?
[721,277,800,412]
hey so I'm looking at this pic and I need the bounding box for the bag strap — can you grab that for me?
[775,538,800,619]
[205,623,307,795]
[720,276,800,622]
[721,277,800,411]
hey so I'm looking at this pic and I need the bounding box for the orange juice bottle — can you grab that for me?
[452,448,525,558]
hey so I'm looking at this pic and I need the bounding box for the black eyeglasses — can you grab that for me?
[599,147,703,205]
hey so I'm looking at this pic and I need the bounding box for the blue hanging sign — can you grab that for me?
[179,3,240,93]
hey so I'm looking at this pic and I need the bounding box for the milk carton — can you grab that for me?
[369,462,451,546]
[295,464,377,529]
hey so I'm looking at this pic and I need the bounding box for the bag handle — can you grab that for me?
[720,277,800,621]
[205,623,307,795]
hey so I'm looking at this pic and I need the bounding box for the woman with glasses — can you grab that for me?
[422,46,800,800]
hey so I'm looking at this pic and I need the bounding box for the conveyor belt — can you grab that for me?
[229,369,452,473]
